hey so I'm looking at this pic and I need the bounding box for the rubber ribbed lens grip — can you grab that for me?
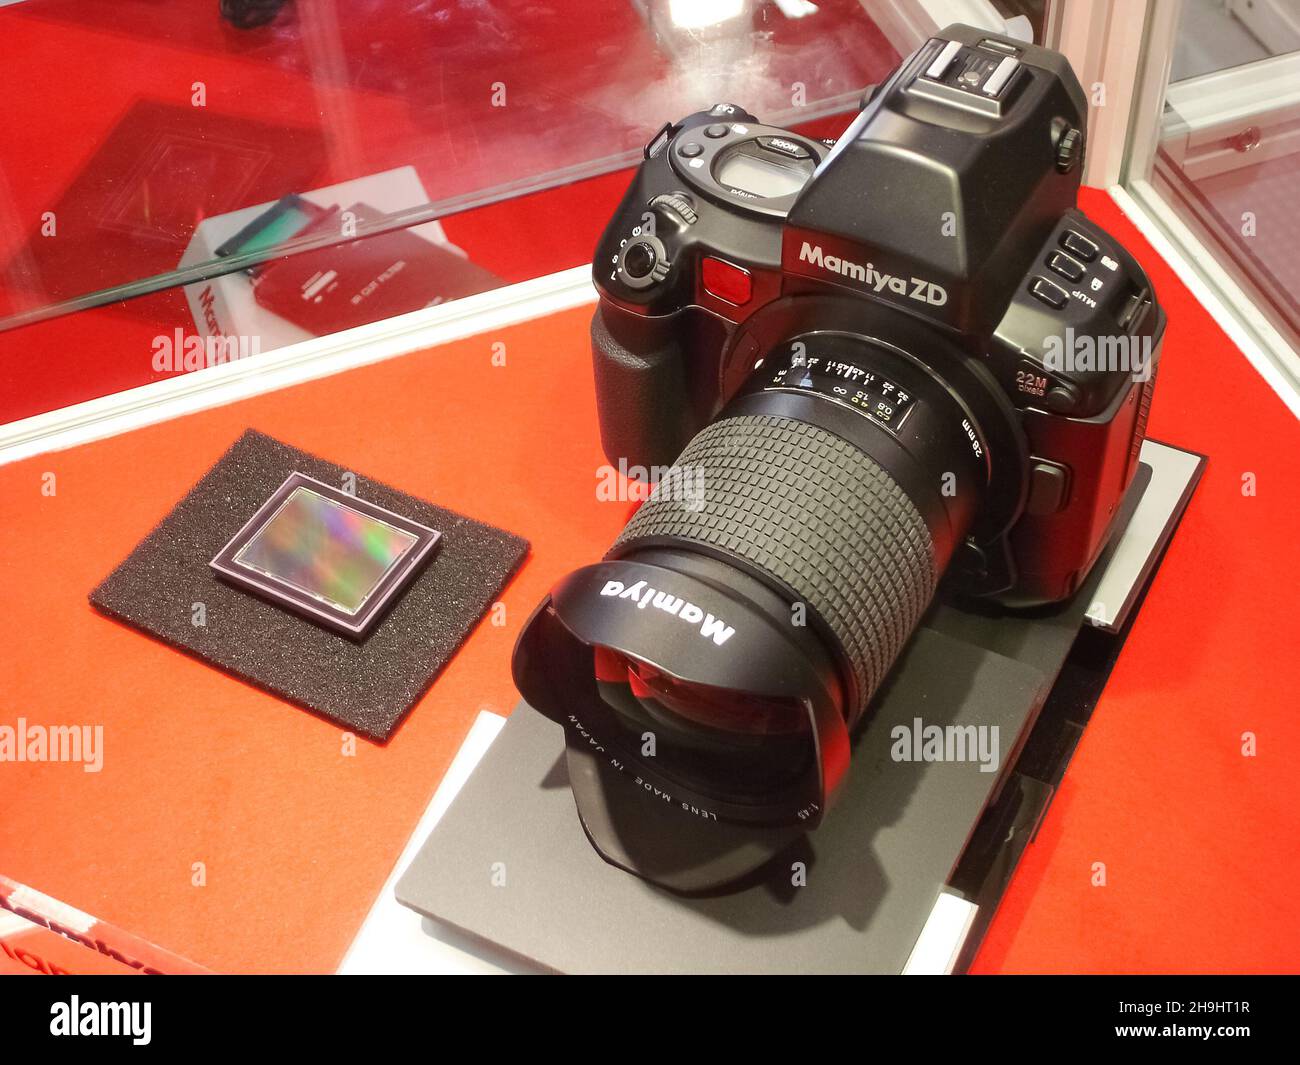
[612,415,937,712]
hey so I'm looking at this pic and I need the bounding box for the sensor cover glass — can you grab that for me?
[211,472,440,637]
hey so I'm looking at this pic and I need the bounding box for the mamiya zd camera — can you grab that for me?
[514,25,1163,893]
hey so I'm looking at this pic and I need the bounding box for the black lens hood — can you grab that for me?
[513,555,854,893]
[513,557,849,828]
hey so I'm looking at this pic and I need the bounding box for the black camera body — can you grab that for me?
[515,26,1164,893]
[592,24,1161,608]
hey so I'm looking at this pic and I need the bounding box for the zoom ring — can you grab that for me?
[612,415,937,713]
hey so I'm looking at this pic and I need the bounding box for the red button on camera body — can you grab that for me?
[701,256,752,306]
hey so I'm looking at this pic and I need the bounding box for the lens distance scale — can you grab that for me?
[761,342,919,434]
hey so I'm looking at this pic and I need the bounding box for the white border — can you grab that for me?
[902,891,979,975]
[0,266,596,467]
[339,710,513,974]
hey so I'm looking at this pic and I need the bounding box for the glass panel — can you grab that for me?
[0,0,903,332]
[0,0,929,423]
[1147,0,1300,353]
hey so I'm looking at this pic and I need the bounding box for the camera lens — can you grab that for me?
[514,331,989,847]
[610,334,985,723]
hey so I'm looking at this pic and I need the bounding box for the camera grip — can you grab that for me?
[591,302,695,472]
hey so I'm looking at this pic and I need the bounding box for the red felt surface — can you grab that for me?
[0,186,1295,974]
[0,304,631,974]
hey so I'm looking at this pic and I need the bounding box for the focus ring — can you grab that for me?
[612,414,937,713]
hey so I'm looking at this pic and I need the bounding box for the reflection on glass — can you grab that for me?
[1156,0,1300,349]
[0,0,902,328]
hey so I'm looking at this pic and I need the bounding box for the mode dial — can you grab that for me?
[616,235,670,290]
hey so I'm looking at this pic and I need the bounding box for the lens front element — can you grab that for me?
[594,646,814,803]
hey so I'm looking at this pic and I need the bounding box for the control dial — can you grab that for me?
[615,234,670,290]
[1055,126,1083,173]
[649,192,698,226]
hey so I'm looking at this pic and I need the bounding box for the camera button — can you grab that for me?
[1055,126,1084,173]
[1030,277,1069,309]
[1060,230,1099,261]
[1027,460,1071,515]
[679,141,704,158]
[758,135,811,160]
[701,257,752,306]
[705,124,730,138]
[623,242,657,279]
[1045,383,1080,414]
[1047,251,1085,282]
[617,236,669,288]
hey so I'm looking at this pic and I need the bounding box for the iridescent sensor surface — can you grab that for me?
[234,486,418,613]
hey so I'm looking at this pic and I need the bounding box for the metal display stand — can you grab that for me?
[396,441,1204,974]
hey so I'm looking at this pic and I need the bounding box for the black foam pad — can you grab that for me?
[90,429,529,740]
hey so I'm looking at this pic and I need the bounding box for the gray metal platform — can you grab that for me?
[395,441,1203,974]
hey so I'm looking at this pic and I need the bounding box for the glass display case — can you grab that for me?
[1,0,1295,985]
[0,0,1045,427]
[1118,0,1300,411]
